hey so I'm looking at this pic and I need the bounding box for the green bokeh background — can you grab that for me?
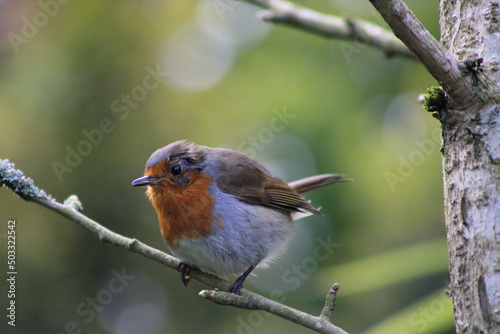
[0,1,453,333]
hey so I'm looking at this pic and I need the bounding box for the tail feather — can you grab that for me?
[288,174,351,194]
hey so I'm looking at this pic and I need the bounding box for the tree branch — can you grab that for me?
[199,287,347,334]
[245,0,414,59]
[367,0,477,107]
[0,159,349,334]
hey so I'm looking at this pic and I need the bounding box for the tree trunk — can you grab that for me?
[439,1,500,332]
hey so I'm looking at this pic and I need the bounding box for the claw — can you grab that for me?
[229,280,243,295]
[228,263,256,295]
[177,262,192,286]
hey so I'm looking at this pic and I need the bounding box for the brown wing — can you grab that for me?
[212,148,322,215]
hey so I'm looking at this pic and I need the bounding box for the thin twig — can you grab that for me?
[0,159,349,334]
[199,289,348,334]
[245,0,414,59]
[320,283,340,320]
[367,0,476,107]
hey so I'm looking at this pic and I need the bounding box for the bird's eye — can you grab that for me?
[170,165,182,176]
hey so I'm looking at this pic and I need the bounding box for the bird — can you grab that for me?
[132,140,349,294]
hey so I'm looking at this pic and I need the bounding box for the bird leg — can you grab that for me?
[229,263,256,295]
[177,262,192,286]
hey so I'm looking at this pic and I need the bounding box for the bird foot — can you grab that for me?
[177,262,192,286]
[229,264,256,295]
[229,279,244,295]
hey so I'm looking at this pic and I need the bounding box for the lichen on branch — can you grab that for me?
[0,159,53,201]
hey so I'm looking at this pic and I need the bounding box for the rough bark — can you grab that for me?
[439,1,500,332]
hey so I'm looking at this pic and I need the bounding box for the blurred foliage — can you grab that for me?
[363,289,454,334]
[0,1,452,333]
[315,238,449,297]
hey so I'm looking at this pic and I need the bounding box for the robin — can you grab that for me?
[132,140,349,294]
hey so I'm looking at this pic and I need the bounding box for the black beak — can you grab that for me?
[131,175,162,187]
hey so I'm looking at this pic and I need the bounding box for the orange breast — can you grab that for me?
[147,172,216,246]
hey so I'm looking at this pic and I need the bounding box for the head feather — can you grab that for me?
[145,140,206,168]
